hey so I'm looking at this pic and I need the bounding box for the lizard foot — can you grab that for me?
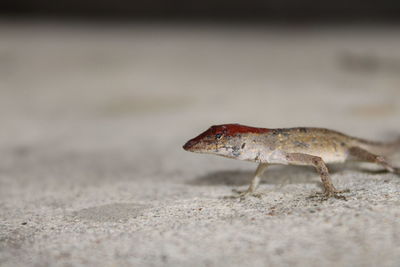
[308,189,350,201]
[224,189,263,200]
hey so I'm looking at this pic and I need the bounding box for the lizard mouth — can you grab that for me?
[183,138,215,153]
[183,139,220,154]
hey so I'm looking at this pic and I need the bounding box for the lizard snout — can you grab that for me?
[183,139,197,151]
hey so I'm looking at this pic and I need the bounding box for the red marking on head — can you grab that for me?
[215,124,271,136]
[183,124,270,151]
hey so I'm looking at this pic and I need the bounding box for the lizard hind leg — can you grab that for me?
[348,147,400,174]
[285,153,348,199]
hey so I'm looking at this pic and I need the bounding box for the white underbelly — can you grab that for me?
[262,149,348,165]
[319,152,347,164]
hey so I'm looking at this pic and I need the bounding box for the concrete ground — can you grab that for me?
[0,21,400,267]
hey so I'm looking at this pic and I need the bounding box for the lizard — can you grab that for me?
[183,124,400,199]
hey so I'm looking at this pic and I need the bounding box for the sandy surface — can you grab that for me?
[0,21,400,266]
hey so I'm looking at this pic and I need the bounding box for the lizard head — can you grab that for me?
[183,124,270,159]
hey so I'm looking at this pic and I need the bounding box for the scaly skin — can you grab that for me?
[183,124,400,199]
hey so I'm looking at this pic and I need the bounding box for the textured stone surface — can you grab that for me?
[0,22,400,266]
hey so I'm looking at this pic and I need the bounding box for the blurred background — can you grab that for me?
[2,0,400,21]
[1,2,400,266]
[1,0,399,149]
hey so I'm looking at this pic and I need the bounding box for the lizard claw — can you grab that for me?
[224,189,263,200]
[308,189,350,201]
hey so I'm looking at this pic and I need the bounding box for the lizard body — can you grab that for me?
[183,124,400,198]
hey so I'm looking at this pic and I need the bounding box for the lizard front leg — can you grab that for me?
[285,153,348,199]
[231,163,269,199]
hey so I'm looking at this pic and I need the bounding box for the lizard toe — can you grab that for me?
[225,189,263,200]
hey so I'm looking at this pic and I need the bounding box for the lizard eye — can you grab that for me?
[215,133,223,139]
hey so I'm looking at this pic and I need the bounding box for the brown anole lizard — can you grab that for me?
[183,124,400,199]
